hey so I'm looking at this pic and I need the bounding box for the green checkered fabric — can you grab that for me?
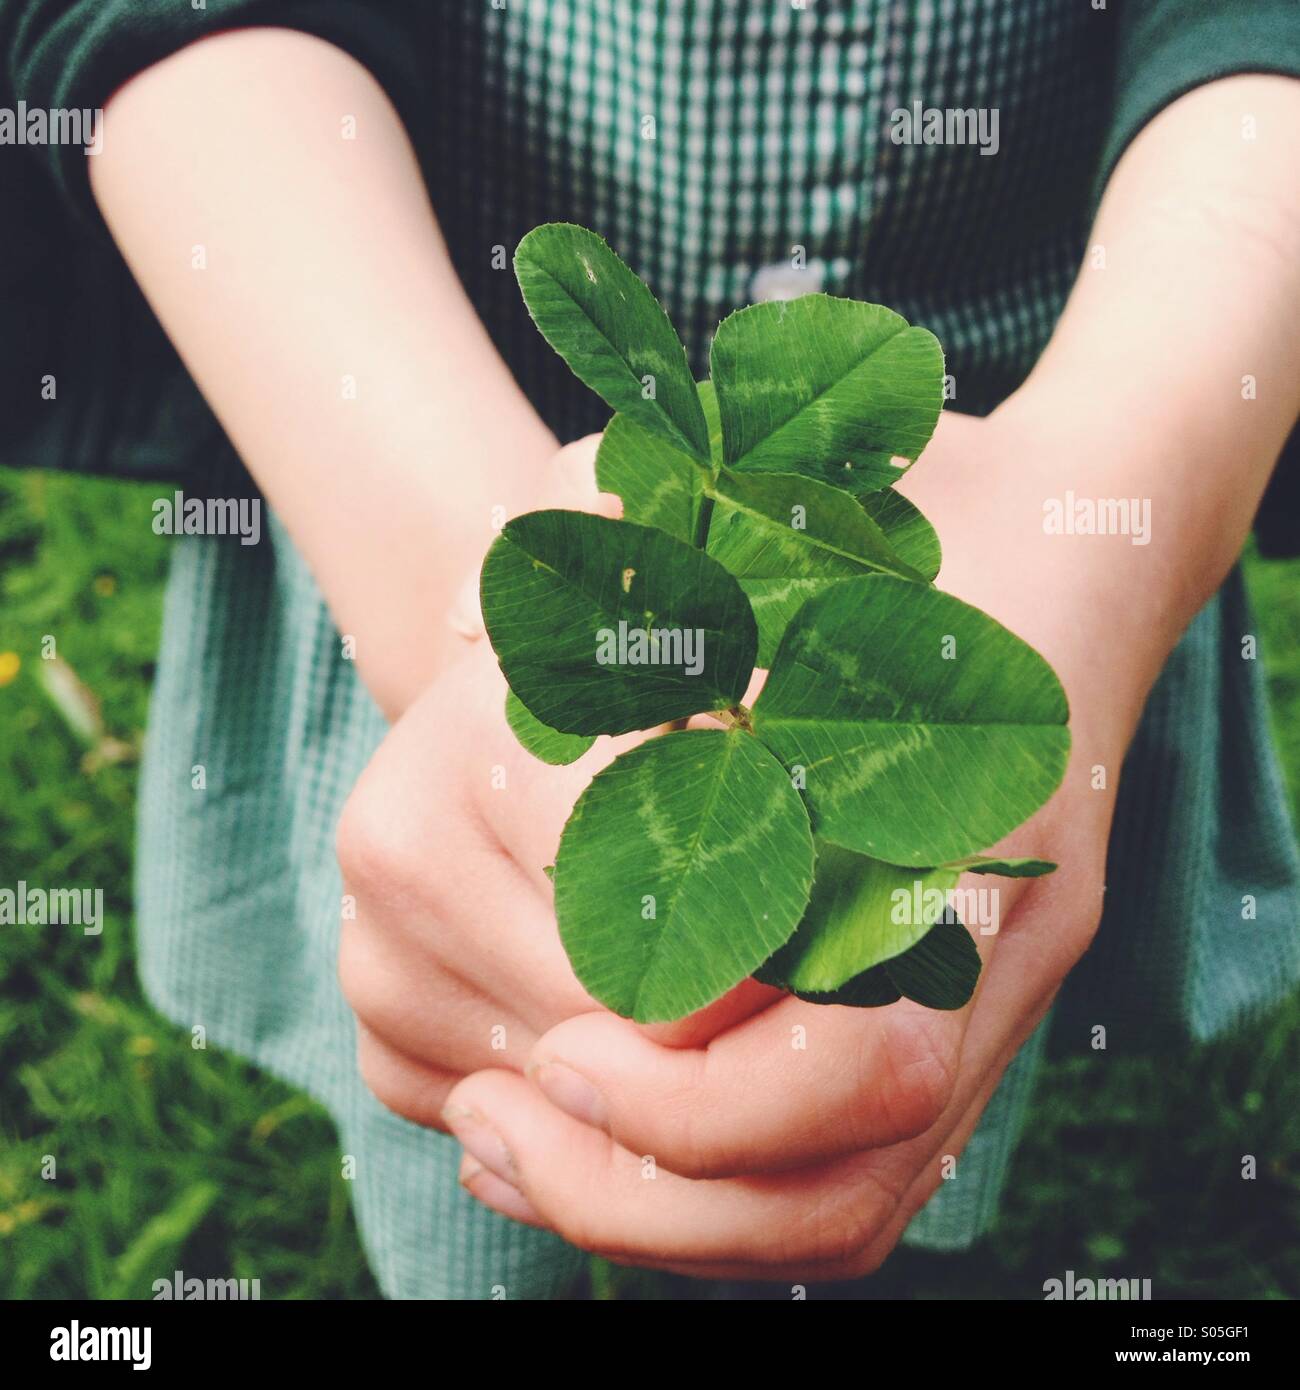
[429,0,1107,432]
[5,0,1299,1299]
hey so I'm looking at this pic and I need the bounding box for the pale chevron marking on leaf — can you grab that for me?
[594,384,721,544]
[708,474,918,578]
[711,295,944,493]
[753,575,1069,866]
[553,730,813,1022]
[705,470,922,661]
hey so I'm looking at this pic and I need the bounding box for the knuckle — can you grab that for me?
[839,1230,897,1280]
[355,1037,396,1107]
[835,1171,932,1279]
[661,1143,726,1183]
[335,788,388,885]
[826,1164,908,1266]
[541,1169,663,1264]
[356,1036,423,1125]
[831,1207,887,1269]
[782,1181,890,1268]
[336,928,382,1023]
[355,1030,453,1129]
[669,1150,731,1182]
[859,1009,958,1145]
[650,1057,735,1180]
[550,1201,625,1260]
[656,1116,719,1183]
[1063,898,1105,967]
[335,785,418,901]
[1009,855,1106,970]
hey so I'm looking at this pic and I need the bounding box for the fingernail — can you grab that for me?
[442,1104,517,1184]
[531,1061,609,1131]
[460,1166,543,1226]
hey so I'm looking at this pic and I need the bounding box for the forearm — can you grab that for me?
[895,75,1300,762]
[1010,74,1300,657]
[90,27,556,718]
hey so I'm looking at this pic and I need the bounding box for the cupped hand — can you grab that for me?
[335,436,769,1130]
[441,403,1169,1276]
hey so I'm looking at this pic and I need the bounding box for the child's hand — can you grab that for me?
[336,633,608,1129]
[336,435,767,1132]
[333,435,602,1125]
[433,404,1163,1272]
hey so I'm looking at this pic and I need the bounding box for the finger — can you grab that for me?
[473,712,635,895]
[853,1025,1045,1277]
[341,807,591,1037]
[458,1156,544,1228]
[338,660,596,1028]
[525,854,1057,1179]
[599,1046,1026,1285]
[447,433,618,640]
[548,433,619,516]
[355,1024,461,1131]
[638,977,784,1049]
[442,1068,908,1272]
[460,870,1095,1281]
[599,1028,1039,1284]
[527,992,964,1178]
[339,923,539,1072]
[840,1018,1060,1280]
[420,833,595,1032]
[463,957,1060,1282]
[804,881,1092,1279]
[522,861,1062,1178]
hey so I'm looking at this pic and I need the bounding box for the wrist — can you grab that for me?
[443,431,613,651]
[992,379,1247,624]
[922,398,1200,757]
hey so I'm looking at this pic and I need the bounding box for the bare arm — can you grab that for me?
[89,27,558,719]
[902,74,1300,749]
[1015,74,1300,676]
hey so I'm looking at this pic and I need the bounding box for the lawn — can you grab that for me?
[2,465,1298,1300]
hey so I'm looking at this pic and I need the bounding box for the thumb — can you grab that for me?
[547,432,623,518]
[637,976,783,1049]
[448,432,620,640]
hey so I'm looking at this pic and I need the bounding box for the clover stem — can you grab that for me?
[706,704,754,733]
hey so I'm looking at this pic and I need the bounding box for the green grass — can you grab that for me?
[2,465,1298,1301]
[0,470,377,1299]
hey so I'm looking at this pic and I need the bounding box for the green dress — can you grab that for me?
[3,0,1298,1298]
